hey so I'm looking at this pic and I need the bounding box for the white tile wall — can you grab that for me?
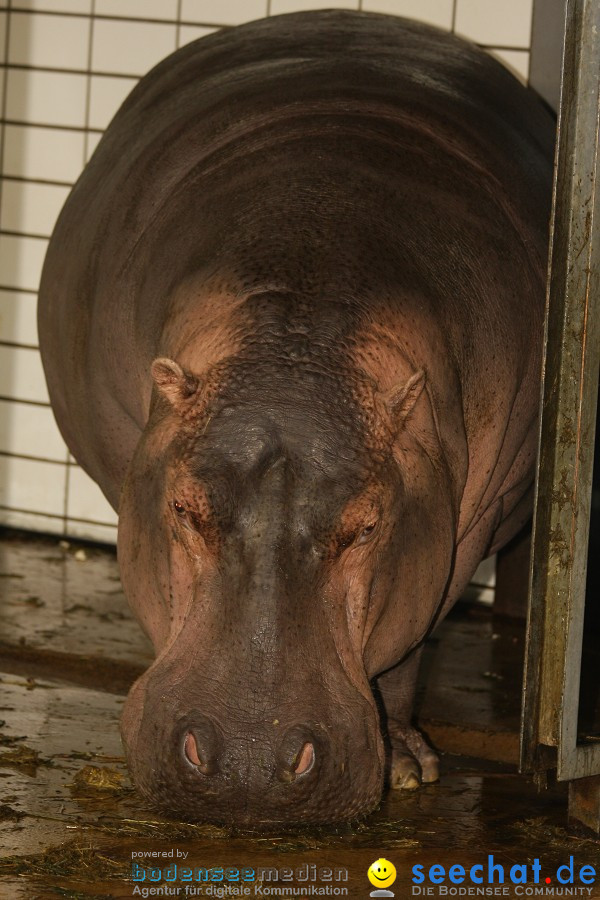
[3,124,86,181]
[6,69,88,126]
[85,129,102,160]
[88,74,138,129]
[0,290,38,345]
[270,0,358,13]
[490,48,530,82]
[64,517,119,543]
[66,465,118,526]
[0,454,65,515]
[91,18,177,76]
[8,11,90,69]
[1,180,70,236]
[11,1,92,12]
[0,234,47,290]
[455,0,533,48]
[0,0,537,550]
[0,344,48,403]
[95,0,178,18]
[180,0,267,26]
[362,0,453,30]
[0,399,66,459]
[178,23,217,47]
[0,507,65,534]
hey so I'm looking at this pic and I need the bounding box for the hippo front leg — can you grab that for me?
[377,648,440,791]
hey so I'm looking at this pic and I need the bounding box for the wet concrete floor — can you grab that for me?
[0,530,598,899]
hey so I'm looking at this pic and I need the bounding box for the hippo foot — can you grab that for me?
[388,726,439,791]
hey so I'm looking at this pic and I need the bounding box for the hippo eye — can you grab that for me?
[173,500,186,516]
[356,521,378,545]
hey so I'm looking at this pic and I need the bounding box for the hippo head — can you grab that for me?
[118,329,456,824]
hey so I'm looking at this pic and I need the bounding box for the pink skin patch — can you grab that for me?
[294,742,315,776]
[184,732,202,767]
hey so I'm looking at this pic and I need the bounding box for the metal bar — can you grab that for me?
[530,0,567,112]
[521,0,600,783]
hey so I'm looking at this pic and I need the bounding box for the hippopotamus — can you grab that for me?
[38,9,554,824]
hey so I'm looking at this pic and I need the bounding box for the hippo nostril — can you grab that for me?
[179,715,221,775]
[293,741,315,776]
[277,726,319,782]
[184,732,202,766]
[183,730,214,774]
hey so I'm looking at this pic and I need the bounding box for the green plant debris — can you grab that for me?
[92,816,231,840]
[60,750,95,761]
[513,817,600,850]
[72,766,125,793]
[0,733,27,746]
[0,743,53,773]
[0,839,128,880]
[71,812,418,850]
[38,890,116,900]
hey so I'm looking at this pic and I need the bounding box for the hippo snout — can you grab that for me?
[121,667,384,824]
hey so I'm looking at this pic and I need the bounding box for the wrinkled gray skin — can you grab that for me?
[38,10,554,824]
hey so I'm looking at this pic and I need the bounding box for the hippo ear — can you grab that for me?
[384,369,426,430]
[151,357,201,410]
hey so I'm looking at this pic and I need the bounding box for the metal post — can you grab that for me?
[521,0,600,812]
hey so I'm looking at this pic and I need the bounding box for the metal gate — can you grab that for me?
[521,0,600,831]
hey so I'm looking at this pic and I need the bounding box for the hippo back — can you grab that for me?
[38,10,554,509]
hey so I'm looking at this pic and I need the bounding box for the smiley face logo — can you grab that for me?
[368,858,397,889]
